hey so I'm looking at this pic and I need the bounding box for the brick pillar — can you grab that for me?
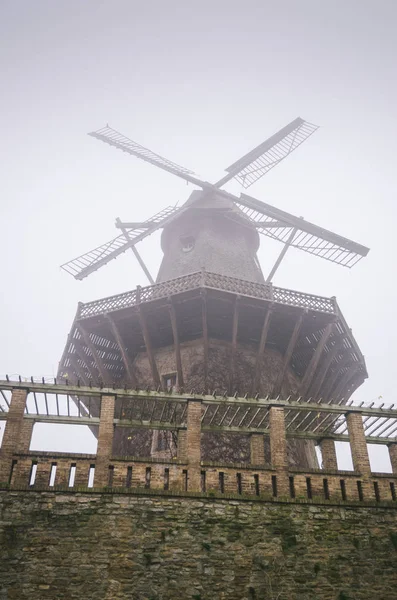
[0,389,28,483]
[320,438,338,471]
[19,419,34,453]
[250,433,265,465]
[388,443,397,474]
[94,395,115,487]
[177,429,187,462]
[346,411,373,499]
[269,406,289,495]
[186,400,202,491]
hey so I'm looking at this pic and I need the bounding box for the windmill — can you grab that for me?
[60,117,369,285]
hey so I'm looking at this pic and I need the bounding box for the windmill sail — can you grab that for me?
[236,193,369,267]
[61,205,182,280]
[88,125,203,186]
[225,117,318,189]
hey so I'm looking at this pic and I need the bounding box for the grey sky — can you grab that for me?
[0,1,396,469]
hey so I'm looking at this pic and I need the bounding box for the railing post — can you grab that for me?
[186,399,202,491]
[320,438,338,471]
[269,406,289,495]
[95,395,115,487]
[346,411,373,498]
[388,443,397,474]
[0,388,28,484]
[250,433,265,465]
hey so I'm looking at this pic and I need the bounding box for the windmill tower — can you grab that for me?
[59,118,369,467]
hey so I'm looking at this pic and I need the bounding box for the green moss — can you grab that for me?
[202,542,211,551]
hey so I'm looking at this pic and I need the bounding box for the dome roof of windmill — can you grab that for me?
[183,190,256,228]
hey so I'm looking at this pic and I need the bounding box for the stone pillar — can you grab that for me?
[346,411,373,499]
[388,443,397,474]
[95,395,115,487]
[250,433,265,465]
[177,429,187,462]
[186,400,202,491]
[269,406,289,495]
[0,388,28,483]
[320,438,338,471]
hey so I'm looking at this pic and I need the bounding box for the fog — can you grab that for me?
[0,1,396,471]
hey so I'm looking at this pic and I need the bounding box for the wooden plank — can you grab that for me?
[201,291,208,391]
[137,305,161,389]
[272,310,306,396]
[307,337,344,399]
[106,314,137,386]
[300,323,335,397]
[251,307,273,394]
[228,296,240,393]
[168,299,184,390]
[333,366,360,401]
[322,355,352,400]
[72,339,97,382]
[76,324,111,384]
[69,356,90,386]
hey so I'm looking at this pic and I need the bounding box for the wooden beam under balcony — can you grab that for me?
[307,337,344,399]
[76,324,111,384]
[272,310,306,397]
[252,307,273,395]
[168,299,184,390]
[300,323,335,398]
[229,296,240,393]
[333,366,360,401]
[106,314,137,386]
[201,291,208,390]
[137,305,161,389]
[322,355,352,400]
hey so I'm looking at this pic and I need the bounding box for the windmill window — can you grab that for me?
[163,373,177,392]
[180,236,195,253]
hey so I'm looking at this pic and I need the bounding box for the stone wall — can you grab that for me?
[1,490,397,599]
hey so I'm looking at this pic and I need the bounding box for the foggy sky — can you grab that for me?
[0,1,396,470]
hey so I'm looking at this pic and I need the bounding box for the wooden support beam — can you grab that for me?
[201,291,208,391]
[334,366,360,402]
[137,305,161,389]
[252,307,273,395]
[228,296,240,393]
[72,339,98,382]
[69,356,90,386]
[106,314,137,386]
[300,323,335,398]
[343,373,365,402]
[321,355,352,400]
[307,337,344,399]
[76,324,111,384]
[168,299,184,390]
[272,310,305,397]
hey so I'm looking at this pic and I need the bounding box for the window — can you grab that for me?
[180,236,195,253]
[163,373,177,392]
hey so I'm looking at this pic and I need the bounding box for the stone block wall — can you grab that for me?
[1,490,397,599]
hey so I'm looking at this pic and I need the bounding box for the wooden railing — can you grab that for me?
[1,381,396,504]
[77,270,336,320]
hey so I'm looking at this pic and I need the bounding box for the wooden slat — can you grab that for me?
[137,305,161,389]
[168,299,184,390]
[252,307,273,394]
[228,296,240,392]
[300,323,335,397]
[106,314,137,386]
[272,310,306,396]
[76,324,111,384]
